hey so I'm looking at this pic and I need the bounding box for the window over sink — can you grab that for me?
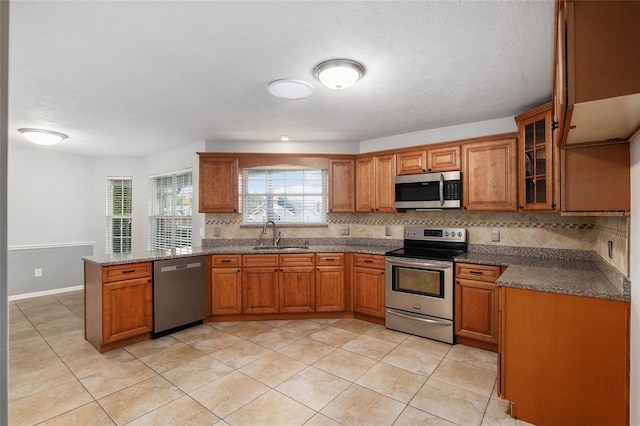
[241,167,327,225]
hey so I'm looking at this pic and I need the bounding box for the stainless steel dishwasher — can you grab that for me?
[153,256,206,337]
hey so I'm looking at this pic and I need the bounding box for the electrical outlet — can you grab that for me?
[213,227,220,237]
[491,230,500,242]
[385,226,392,237]
[340,226,350,236]
[34,268,42,277]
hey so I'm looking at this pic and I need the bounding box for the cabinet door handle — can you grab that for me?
[470,271,483,275]
[221,259,231,263]
[325,258,336,261]
[122,269,136,274]
[364,259,373,263]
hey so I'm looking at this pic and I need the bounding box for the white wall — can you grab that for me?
[8,145,93,246]
[206,140,357,155]
[359,116,517,153]
[630,133,639,426]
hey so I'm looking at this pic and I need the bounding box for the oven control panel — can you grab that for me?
[404,227,467,243]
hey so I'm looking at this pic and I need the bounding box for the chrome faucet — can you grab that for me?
[261,220,281,246]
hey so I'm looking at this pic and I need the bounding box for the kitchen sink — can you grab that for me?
[252,245,309,251]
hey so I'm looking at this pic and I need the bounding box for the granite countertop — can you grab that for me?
[84,239,630,303]
[456,247,630,302]
[83,238,401,266]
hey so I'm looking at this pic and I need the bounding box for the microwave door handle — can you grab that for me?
[439,173,445,207]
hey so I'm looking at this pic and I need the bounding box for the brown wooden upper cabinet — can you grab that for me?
[461,138,517,211]
[561,141,630,214]
[515,103,556,211]
[355,154,396,213]
[329,159,355,213]
[555,0,640,146]
[198,155,238,213]
[396,145,460,175]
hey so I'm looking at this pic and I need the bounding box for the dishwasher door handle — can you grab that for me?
[160,262,202,273]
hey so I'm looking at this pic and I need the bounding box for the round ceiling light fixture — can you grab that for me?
[267,79,314,100]
[18,128,68,146]
[313,59,365,90]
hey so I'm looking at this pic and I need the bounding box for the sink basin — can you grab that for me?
[252,245,309,251]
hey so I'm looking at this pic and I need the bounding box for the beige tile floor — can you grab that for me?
[8,290,534,426]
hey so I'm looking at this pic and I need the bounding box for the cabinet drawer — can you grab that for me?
[353,253,385,269]
[243,254,278,267]
[456,263,502,282]
[279,253,315,267]
[316,253,345,266]
[211,254,242,268]
[103,262,152,283]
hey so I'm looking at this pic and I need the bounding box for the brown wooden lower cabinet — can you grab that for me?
[316,253,346,312]
[352,254,385,322]
[211,255,242,315]
[279,266,316,313]
[85,261,153,353]
[454,263,502,352]
[500,287,629,426]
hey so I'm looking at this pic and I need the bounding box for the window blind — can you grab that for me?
[242,168,327,225]
[148,170,193,250]
[106,178,132,254]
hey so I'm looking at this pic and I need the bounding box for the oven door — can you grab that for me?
[385,256,453,320]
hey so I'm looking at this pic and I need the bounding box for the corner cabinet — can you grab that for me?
[515,102,557,211]
[501,288,630,425]
[556,0,640,147]
[561,141,630,214]
[355,154,396,213]
[198,155,238,213]
[84,261,153,352]
[454,263,502,352]
[461,138,517,211]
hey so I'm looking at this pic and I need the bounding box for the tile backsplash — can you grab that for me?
[205,211,629,276]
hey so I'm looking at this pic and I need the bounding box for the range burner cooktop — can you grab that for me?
[385,226,468,261]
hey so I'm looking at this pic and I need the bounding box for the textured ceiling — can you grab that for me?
[8,1,554,157]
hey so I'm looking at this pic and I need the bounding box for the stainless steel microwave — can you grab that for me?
[395,171,461,209]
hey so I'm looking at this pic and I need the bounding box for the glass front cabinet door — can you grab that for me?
[515,102,556,211]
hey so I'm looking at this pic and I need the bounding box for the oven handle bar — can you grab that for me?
[385,257,452,271]
[439,173,445,207]
[385,309,452,326]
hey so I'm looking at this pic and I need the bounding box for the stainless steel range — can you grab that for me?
[385,226,467,344]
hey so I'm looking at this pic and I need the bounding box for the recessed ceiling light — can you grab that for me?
[313,59,365,90]
[18,128,68,146]
[280,136,290,141]
[267,79,314,100]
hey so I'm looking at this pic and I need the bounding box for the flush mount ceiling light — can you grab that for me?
[18,128,68,146]
[267,79,314,100]
[313,59,365,90]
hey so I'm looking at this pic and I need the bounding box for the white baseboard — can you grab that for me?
[8,285,84,301]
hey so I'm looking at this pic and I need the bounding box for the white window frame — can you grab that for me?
[242,167,327,225]
[106,177,132,254]
[148,169,193,250]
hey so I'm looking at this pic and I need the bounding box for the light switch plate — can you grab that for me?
[385,227,392,236]
[340,227,350,236]
[491,230,500,242]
